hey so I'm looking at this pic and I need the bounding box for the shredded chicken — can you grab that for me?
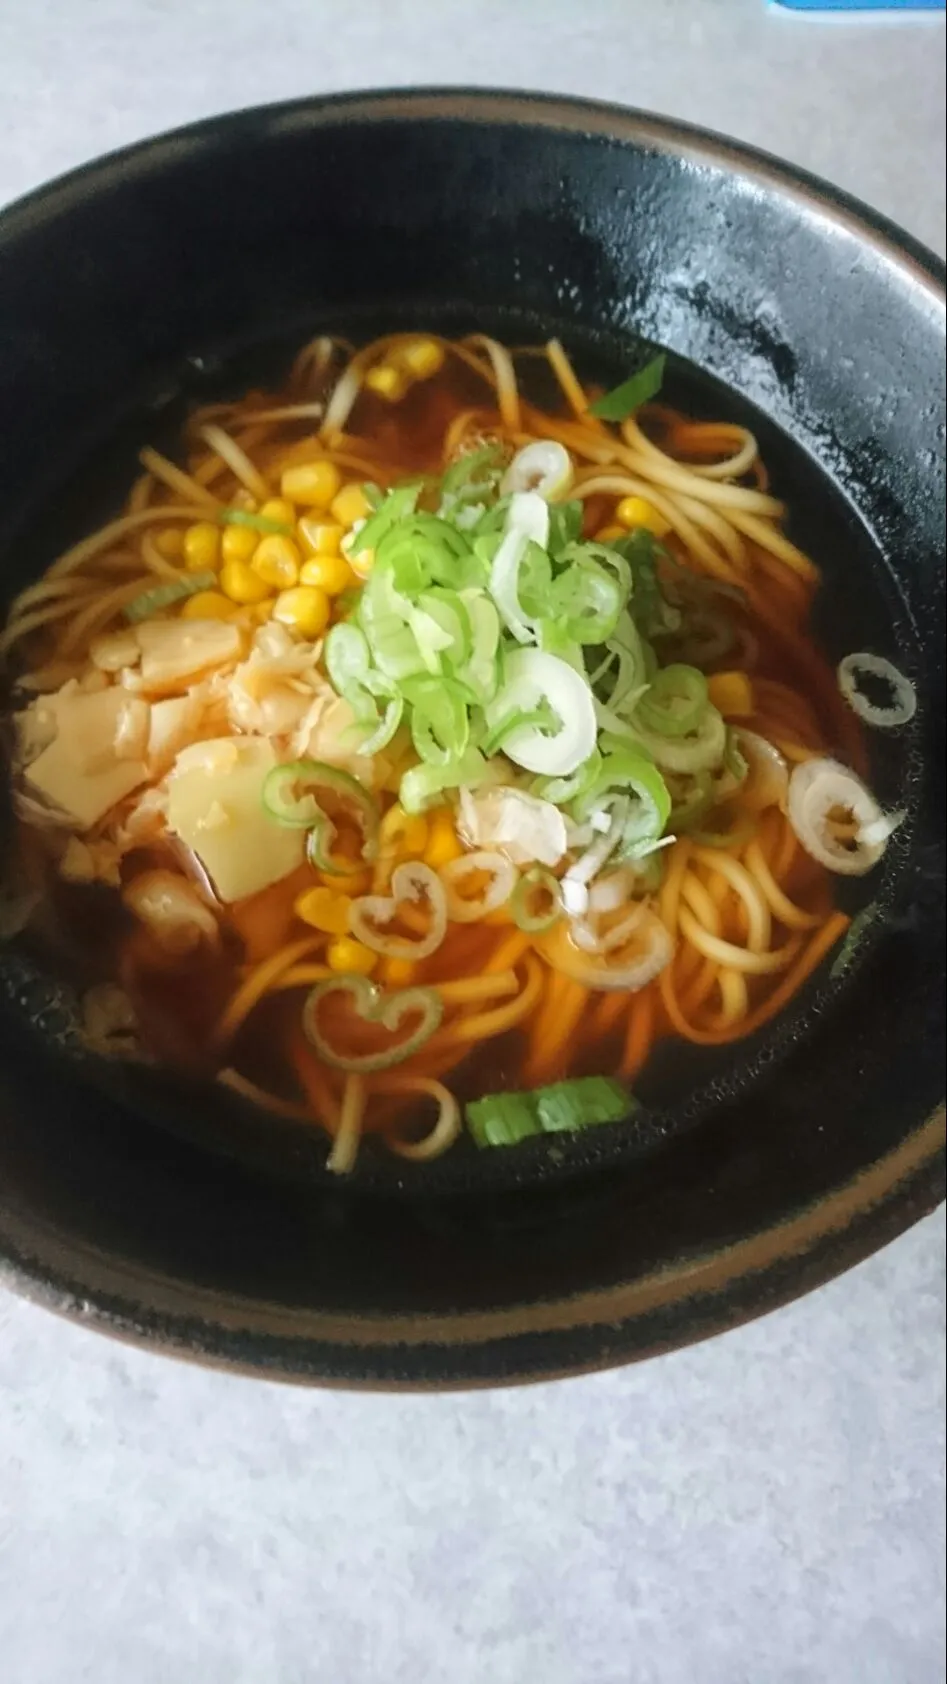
[113,696,151,762]
[219,625,324,736]
[12,617,353,893]
[59,835,123,887]
[89,627,140,672]
[122,869,220,954]
[458,787,567,868]
[114,783,170,850]
[124,619,244,696]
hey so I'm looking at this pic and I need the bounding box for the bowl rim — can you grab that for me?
[0,87,943,1388]
[3,85,945,289]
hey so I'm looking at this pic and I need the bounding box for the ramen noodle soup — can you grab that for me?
[0,334,916,1171]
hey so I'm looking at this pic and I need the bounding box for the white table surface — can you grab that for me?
[0,4,944,1682]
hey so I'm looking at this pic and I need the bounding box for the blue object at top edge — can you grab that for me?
[774,1,943,11]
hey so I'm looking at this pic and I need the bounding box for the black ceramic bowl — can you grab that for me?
[0,91,943,1387]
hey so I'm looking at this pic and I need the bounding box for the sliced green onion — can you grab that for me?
[480,701,557,759]
[723,728,750,786]
[467,1075,632,1148]
[349,862,448,960]
[325,621,372,692]
[837,652,917,729]
[262,759,365,830]
[262,759,379,873]
[587,354,666,420]
[500,440,572,500]
[324,624,404,757]
[347,481,423,557]
[636,664,708,738]
[787,757,893,876]
[402,675,470,765]
[417,588,472,667]
[466,1092,541,1148]
[592,612,652,711]
[440,850,517,923]
[399,747,489,814]
[511,867,562,933]
[358,568,429,681]
[562,539,633,604]
[625,705,727,774]
[484,648,597,777]
[354,687,404,757]
[438,444,505,513]
[546,500,584,556]
[220,508,292,535]
[404,604,455,670]
[549,556,624,645]
[534,749,603,808]
[564,795,629,891]
[535,1076,633,1132]
[303,973,443,1073]
[382,514,475,587]
[573,747,672,855]
[124,570,216,623]
[455,594,501,703]
[489,492,550,643]
[538,907,673,991]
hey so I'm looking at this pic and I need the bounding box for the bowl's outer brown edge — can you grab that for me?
[1,1107,942,1389]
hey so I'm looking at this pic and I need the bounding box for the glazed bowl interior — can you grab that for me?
[0,91,943,1385]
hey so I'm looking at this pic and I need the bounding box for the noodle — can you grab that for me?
[1,328,867,1172]
[197,424,270,502]
[139,447,222,511]
[327,1074,366,1174]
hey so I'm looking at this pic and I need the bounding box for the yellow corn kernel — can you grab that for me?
[616,496,672,538]
[179,590,237,622]
[379,804,429,858]
[295,886,352,936]
[326,937,378,976]
[154,527,185,560]
[364,362,409,402]
[346,545,375,581]
[594,523,627,543]
[297,516,345,558]
[183,521,221,571]
[707,670,755,719]
[299,552,356,595]
[424,808,464,869]
[280,459,342,509]
[219,558,272,605]
[271,585,330,639]
[252,534,302,591]
[230,600,275,629]
[394,338,445,381]
[323,867,372,897]
[221,523,259,565]
[259,497,296,527]
[381,957,418,988]
[331,483,373,528]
